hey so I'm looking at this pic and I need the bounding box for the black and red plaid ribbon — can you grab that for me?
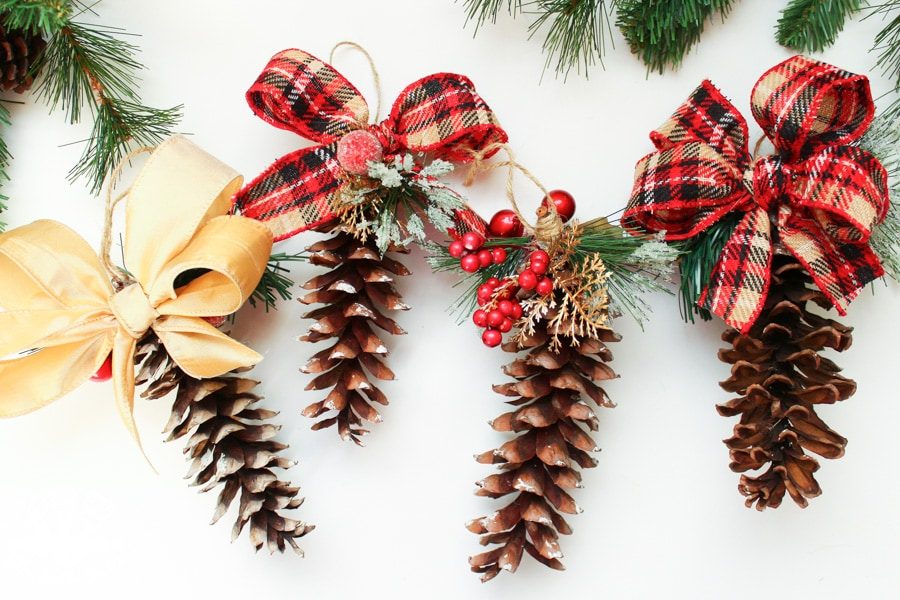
[624,55,888,333]
[233,49,507,241]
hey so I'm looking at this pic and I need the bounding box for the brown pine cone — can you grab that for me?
[467,312,620,582]
[300,231,410,445]
[0,24,45,93]
[717,253,855,510]
[136,335,313,555]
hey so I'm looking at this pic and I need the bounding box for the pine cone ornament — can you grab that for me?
[467,307,620,582]
[717,253,855,510]
[0,24,45,93]
[136,335,313,554]
[300,232,410,444]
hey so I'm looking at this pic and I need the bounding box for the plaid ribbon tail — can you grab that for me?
[449,208,488,240]
[699,207,773,333]
[234,143,343,241]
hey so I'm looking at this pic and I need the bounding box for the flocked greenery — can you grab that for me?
[342,155,465,255]
[860,109,900,281]
[776,0,863,52]
[0,0,181,197]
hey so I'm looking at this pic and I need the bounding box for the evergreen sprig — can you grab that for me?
[249,252,307,311]
[776,0,863,53]
[673,212,740,323]
[0,0,181,195]
[860,110,900,281]
[616,0,735,74]
[462,0,615,77]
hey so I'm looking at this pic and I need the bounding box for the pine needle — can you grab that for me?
[860,110,900,281]
[616,0,734,74]
[776,0,863,53]
[249,252,307,311]
[673,213,740,323]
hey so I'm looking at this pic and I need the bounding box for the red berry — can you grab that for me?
[542,189,576,223]
[460,254,480,273]
[477,296,488,306]
[482,328,502,347]
[530,259,548,275]
[478,249,493,268]
[462,231,485,251]
[511,302,523,319]
[488,209,525,238]
[518,269,538,290]
[499,318,513,333]
[472,309,488,327]
[477,284,493,300]
[448,240,465,258]
[491,247,507,264]
[530,249,550,264]
[487,309,505,327]
[536,277,554,295]
[90,354,113,382]
[486,277,501,288]
[498,300,515,316]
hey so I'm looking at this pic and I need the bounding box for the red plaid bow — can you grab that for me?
[233,49,507,241]
[624,56,888,333]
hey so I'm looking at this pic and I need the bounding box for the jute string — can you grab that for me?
[464,142,564,245]
[100,146,156,286]
[329,41,383,123]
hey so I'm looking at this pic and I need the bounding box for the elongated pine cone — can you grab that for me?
[717,254,855,510]
[300,232,410,445]
[0,24,45,93]
[136,335,313,555]
[468,313,620,582]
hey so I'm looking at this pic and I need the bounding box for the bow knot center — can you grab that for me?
[109,283,160,339]
[746,155,791,212]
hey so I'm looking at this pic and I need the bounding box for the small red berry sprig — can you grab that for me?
[449,231,508,273]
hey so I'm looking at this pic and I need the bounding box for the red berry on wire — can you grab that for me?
[477,284,493,300]
[498,300,514,316]
[478,249,493,268]
[530,249,550,264]
[462,231,484,251]
[518,269,537,290]
[536,277,554,295]
[461,254,480,273]
[488,209,524,238]
[472,309,488,327]
[491,247,507,264]
[486,277,501,288]
[477,296,488,306]
[482,328,502,347]
[487,309,505,327]
[448,240,465,258]
[499,318,513,333]
[542,189,576,222]
[530,259,548,275]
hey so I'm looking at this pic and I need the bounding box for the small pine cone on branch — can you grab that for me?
[136,335,313,555]
[717,253,856,510]
[0,24,45,93]
[467,310,620,582]
[300,231,410,445]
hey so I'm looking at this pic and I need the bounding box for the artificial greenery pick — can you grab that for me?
[250,252,307,311]
[0,0,181,203]
[776,0,863,52]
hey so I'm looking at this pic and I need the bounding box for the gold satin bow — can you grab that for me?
[0,135,273,443]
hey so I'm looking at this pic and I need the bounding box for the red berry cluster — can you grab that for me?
[449,232,507,273]
[517,249,554,296]
[472,278,523,347]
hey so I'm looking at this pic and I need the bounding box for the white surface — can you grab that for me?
[2,1,899,598]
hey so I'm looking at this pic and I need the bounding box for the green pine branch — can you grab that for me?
[0,0,69,35]
[673,212,740,323]
[616,0,735,74]
[463,0,615,77]
[777,0,864,53]
[249,252,308,311]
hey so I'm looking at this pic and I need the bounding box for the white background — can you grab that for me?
[2,1,899,598]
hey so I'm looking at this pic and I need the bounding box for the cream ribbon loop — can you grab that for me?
[0,135,273,447]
